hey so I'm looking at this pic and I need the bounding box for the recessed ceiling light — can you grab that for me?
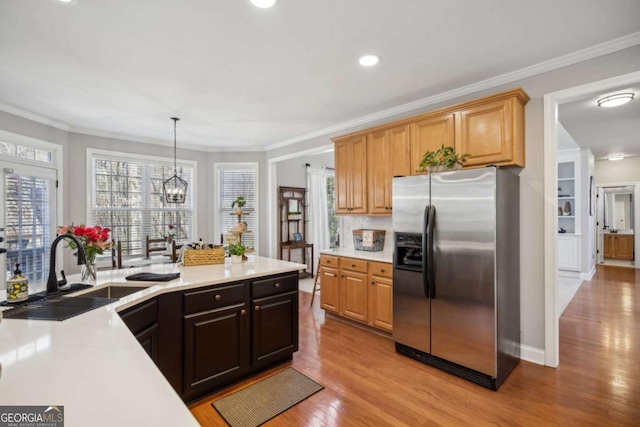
[250,0,276,8]
[597,92,634,108]
[606,154,625,161]
[58,0,73,3]
[359,55,380,67]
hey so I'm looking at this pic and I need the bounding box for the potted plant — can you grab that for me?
[228,242,246,264]
[419,144,470,173]
[231,196,246,214]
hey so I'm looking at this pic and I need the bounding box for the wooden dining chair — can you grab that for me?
[145,236,167,258]
[111,240,122,269]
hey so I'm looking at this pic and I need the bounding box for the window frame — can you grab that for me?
[86,148,198,255]
[213,162,259,255]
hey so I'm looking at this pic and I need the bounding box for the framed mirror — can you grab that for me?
[603,186,634,231]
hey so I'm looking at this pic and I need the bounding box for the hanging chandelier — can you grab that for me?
[163,117,188,203]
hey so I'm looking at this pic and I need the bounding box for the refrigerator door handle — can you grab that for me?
[426,205,436,299]
[423,205,436,299]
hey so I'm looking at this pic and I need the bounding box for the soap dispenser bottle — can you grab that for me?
[7,263,28,303]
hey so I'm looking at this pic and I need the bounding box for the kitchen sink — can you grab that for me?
[71,285,149,299]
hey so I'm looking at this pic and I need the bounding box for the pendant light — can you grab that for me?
[163,117,188,203]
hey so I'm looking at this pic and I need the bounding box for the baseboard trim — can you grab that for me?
[519,344,545,366]
[580,266,596,281]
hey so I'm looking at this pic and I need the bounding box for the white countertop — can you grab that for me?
[319,247,393,263]
[601,230,634,235]
[0,255,305,427]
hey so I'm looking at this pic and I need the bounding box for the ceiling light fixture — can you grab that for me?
[58,0,73,3]
[359,55,380,67]
[606,154,625,161]
[597,92,634,108]
[250,0,276,8]
[163,118,188,204]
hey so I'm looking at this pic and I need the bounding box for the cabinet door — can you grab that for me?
[367,130,392,214]
[456,98,515,167]
[389,125,411,178]
[319,266,339,313]
[136,323,159,361]
[340,270,368,323]
[183,304,249,398]
[119,298,159,363]
[603,235,613,259]
[350,136,368,214]
[252,291,298,367]
[369,275,393,332]
[335,136,368,214]
[614,235,633,260]
[410,114,455,175]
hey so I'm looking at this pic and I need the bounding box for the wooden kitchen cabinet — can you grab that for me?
[339,257,368,323]
[319,255,340,313]
[368,262,393,332]
[182,282,249,400]
[320,255,393,332]
[367,125,410,214]
[335,135,368,214]
[410,113,456,175]
[118,297,159,362]
[124,272,299,404]
[456,95,526,168]
[250,273,299,368]
[604,234,634,260]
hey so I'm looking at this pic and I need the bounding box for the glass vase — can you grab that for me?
[81,257,97,284]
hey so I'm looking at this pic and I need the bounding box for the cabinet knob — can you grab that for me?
[241,309,246,316]
[371,281,375,285]
[380,269,385,273]
[255,306,260,311]
[351,264,355,268]
[215,294,221,301]
[274,282,280,288]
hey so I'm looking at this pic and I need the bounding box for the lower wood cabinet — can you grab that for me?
[319,256,340,313]
[118,298,160,362]
[603,234,634,260]
[118,272,299,404]
[182,303,249,400]
[251,273,299,367]
[319,254,392,332]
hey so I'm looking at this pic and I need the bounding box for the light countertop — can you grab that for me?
[601,230,634,235]
[0,255,305,427]
[319,247,393,263]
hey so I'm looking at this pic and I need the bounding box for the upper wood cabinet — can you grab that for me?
[333,88,529,213]
[456,96,525,167]
[335,135,367,214]
[367,124,410,214]
[410,113,456,175]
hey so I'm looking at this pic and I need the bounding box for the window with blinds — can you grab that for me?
[90,153,194,256]
[216,164,258,250]
[3,168,56,283]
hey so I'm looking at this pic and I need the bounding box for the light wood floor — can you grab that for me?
[190,265,640,426]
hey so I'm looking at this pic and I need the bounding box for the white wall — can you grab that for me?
[595,157,640,182]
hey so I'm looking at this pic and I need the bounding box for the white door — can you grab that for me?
[0,161,57,286]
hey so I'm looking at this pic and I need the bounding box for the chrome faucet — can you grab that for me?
[47,233,87,294]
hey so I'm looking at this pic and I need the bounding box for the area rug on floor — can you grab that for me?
[212,368,324,427]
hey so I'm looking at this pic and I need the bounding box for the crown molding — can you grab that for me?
[266,31,640,151]
[0,102,71,131]
[1,32,639,152]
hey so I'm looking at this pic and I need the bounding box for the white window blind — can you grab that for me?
[216,164,258,250]
[2,164,56,283]
[91,154,194,255]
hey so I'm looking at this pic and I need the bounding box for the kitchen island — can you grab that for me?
[0,255,305,427]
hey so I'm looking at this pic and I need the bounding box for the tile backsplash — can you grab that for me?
[340,216,392,250]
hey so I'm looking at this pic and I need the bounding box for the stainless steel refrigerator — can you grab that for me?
[392,167,520,390]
